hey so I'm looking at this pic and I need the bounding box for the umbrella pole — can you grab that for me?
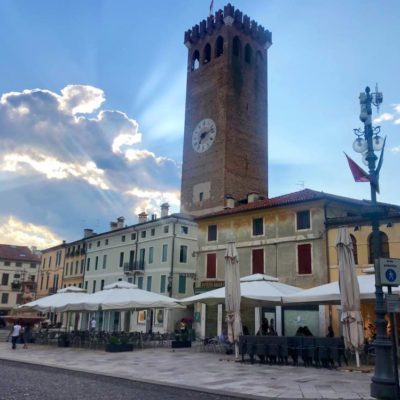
[355,350,360,368]
[234,341,239,360]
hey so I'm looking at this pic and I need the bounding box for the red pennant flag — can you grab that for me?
[344,153,370,183]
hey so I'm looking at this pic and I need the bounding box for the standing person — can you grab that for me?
[90,317,96,333]
[8,321,22,350]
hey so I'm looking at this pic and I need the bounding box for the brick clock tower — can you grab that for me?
[180,4,272,216]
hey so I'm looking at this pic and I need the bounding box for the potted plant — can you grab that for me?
[105,335,133,352]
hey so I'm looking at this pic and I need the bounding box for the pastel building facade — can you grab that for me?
[0,244,40,319]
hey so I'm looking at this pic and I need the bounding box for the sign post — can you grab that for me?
[378,258,400,398]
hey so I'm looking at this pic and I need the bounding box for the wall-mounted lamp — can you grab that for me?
[386,222,393,228]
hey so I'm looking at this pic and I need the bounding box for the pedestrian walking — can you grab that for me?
[8,321,22,350]
[90,317,96,333]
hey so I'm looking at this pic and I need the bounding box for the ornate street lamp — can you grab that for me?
[352,86,397,399]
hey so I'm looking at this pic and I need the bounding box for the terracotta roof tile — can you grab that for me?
[0,244,41,262]
[195,188,400,220]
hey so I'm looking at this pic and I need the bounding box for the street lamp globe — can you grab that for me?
[352,137,367,153]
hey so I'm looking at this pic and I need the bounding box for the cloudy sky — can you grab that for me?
[0,0,399,249]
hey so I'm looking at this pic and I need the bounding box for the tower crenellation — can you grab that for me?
[184,4,272,49]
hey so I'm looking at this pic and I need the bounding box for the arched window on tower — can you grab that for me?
[245,44,252,64]
[350,234,358,265]
[203,43,211,64]
[191,50,200,71]
[232,36,241,57]
[215,36,224,57]
[368,231,390,264]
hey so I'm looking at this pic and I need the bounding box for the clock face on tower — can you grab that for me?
[192,118,216,153]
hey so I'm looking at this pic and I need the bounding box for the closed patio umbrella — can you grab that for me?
[336,227,364,367]
[224,242,242,359]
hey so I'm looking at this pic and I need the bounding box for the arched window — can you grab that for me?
[245,44,252,64]
[215,36,223,57]
[368,231,390,264]
[191,50,200,71]
[232,36,241,57]
[350,234,358,265]
[203,43,211,64]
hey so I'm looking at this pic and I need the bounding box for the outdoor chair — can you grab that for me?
[265,337,280,364]
[300,337,315,367]
[287,336,302,366]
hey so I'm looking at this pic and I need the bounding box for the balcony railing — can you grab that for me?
[123,261,145,274]
[11,282,21,291]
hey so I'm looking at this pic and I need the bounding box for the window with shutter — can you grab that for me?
[206,253,217,278]
[252,249,264,274]
[297,244,312,274]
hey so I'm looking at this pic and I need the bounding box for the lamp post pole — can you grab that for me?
[353,86,396,399]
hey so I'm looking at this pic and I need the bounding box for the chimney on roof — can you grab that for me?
[138,212,148,223]
[151,214,157,221]
[84,228,94,238]
[224,194,235,209]
[160,203,169,218]
[117,216,125,229]
[62,240,66,245]
[110,221,118,230]
[247,192,261,204]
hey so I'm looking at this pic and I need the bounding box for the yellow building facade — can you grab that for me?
[327,215,400,340]
[63,239,86,289]
[36,243,66,300]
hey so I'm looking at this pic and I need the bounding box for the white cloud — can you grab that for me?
[112,133,142,154]
[124,148,176,165]
[0,84,182,244]
[0,216,61,249]
[393,104,400,113]
[391,146,400,153]
[373,113,394,123]
[1,152,109,189]
[394,119,400,125]
[60,85,105,115]
[126,187,180,215]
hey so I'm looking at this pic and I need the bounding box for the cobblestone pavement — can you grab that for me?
[0,359,244,400]
[0,342,373,399]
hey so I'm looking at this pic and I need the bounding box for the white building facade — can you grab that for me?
[83,206,197,332]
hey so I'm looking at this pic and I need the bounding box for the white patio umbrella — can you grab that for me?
[55,281,184,312]
[224,242,242,359]
[180,274,302,306]
[282,274,399,305]
[18,286,87,313]
[336,227,364,367]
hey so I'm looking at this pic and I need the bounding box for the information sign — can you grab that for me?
[379,258,400,286]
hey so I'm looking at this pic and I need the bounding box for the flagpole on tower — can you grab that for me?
[209,0,214,17]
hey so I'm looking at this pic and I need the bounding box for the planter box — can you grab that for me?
[171,340,191,349]
[105,343,133,352]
